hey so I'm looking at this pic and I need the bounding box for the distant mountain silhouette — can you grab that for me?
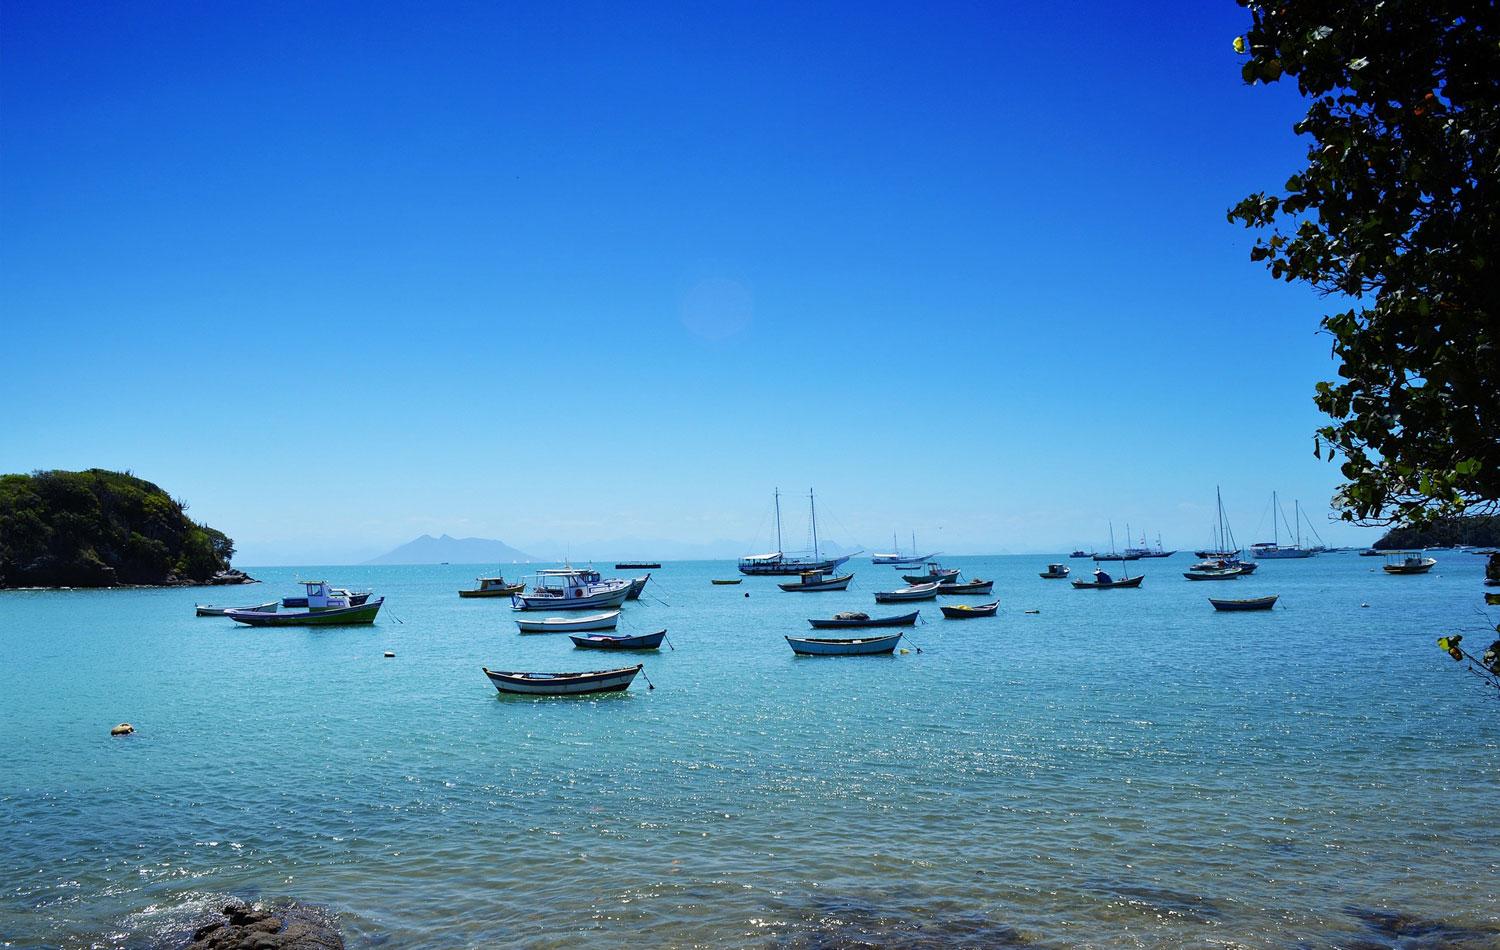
[365,534,535,565]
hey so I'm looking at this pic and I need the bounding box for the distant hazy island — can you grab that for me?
[1374,515,1500,550]
[0,469,251,589]
[365,533,536,565]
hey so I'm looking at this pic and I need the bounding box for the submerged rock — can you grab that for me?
[186,900,342,950]
[110,722,134,736]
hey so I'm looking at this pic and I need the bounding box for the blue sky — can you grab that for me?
[0,1,1384,563]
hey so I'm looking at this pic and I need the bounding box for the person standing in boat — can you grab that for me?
[1095,569,1113,584]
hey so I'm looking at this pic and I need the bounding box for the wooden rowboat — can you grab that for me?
[569,630,666,650]
[482,664,642,696]
[807,611,919,629]
[785,633,903,656]
[1209,594,1279,611]
[196,601,278,617]
[711,579,742,585]
[874,581,942,603]
[228,597,384,626]
[940,601,998,619]
[1182,569,1243,581]
[937,579,993,595]
[515,610,621,634]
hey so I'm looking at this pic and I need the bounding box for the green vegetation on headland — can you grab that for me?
[1374,516,1500,552]
[0,469,249,588]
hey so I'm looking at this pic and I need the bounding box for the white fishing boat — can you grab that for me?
[871,531,939,567]
[874,581,942,603]
[1251,492,1317,559]
[515,610,622,634]
[510,568,631,611]
[738,488,856,576]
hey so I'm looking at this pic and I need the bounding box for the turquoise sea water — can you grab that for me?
[3,553,1498,948]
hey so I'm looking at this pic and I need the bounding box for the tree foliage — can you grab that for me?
[1228,1,1500,526]
[0,469,236,587]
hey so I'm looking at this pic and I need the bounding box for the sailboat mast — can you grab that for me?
[1109,520,1116,554]
[1295,500,1302,548]
[774,488,783,554]
[1273,491,1279,546]
[809,488,819,560]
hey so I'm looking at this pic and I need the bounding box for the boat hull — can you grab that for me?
[511,585,630,611]
[937,581,993,595]
[778,573,854,592]
[569,630,666,650]
[940,602,998,619]
[228,597,384,626]
[785,633,902,656]
[625,575,651,600]
[1209,595,1279,611]
[874,582,941,603]
[458,584,524,598]
[807,611,919,629]
[711,579,742,585]
[615,562,660,570]
[515,611,621,634]
[1183,570,1243,581]
[482,665,642,695]
[1071,576,1144,589]
[196,601,277,617]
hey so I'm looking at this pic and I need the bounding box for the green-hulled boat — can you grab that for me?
[228,581,384,627]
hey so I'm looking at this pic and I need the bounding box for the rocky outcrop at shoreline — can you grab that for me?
[187,900,342,950]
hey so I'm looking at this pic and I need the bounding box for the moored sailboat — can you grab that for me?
[738,488,856,576]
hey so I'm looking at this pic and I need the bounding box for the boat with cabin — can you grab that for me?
[482,664,643,696]
[283,587,370,608]
[510,568,631,611]
[1383,552,1437,574]
[229,581,384,626]
[1039,563,1070,579]
[778,570,855,592]
[902,564,960,585]
[1125,531,1176,558]
[458,575,525,598]
[785,632,903,656]
[1093,522,1140,561]
[738,488,856,575]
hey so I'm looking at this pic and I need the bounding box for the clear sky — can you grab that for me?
[0,1,1386,564]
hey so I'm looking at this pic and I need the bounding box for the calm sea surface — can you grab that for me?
[3,554,1498,948]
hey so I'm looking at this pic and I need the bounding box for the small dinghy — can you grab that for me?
[459,576,525,598]
[1209,594,1279,611]
[807,610,919,629]
[515,610,621,634]
[482,664,643,695]
[778,570,854,592]
[785,632,903,656]
[711,578,742,585]
[1039,563,1070,579]
[569,630,666,650]
[196,601,278,617]
[1070,570,1143,590]
[938,579,993,595]
[902,566,961,585]
[874,581,942,603]
[940,601,999,619]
